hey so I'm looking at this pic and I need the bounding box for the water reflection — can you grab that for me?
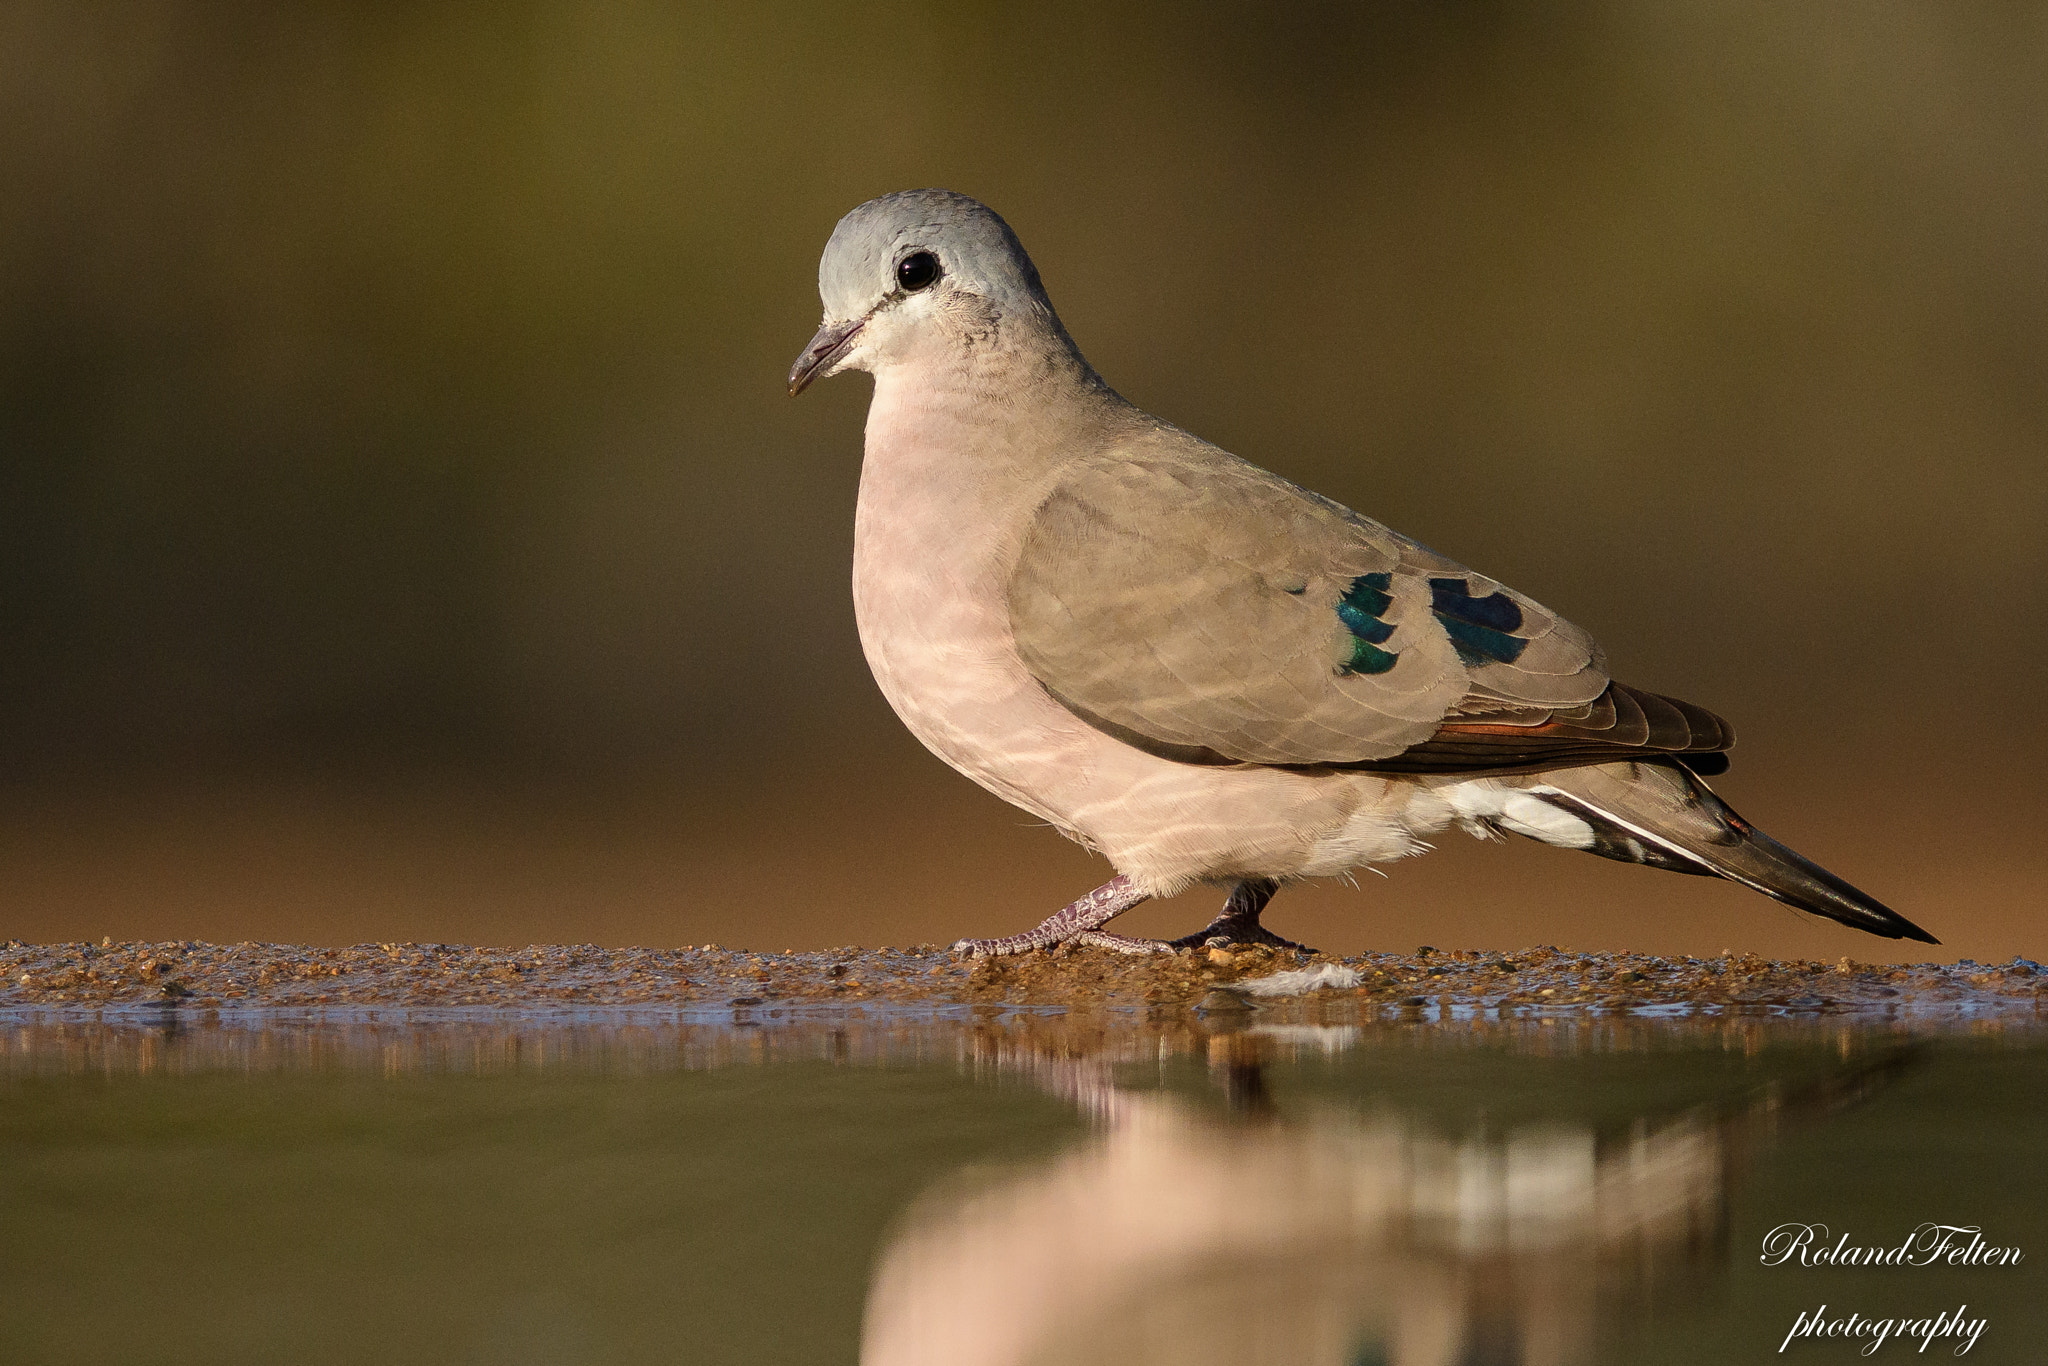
[5,1011,2015,1366]
[865,1025,1913,1366]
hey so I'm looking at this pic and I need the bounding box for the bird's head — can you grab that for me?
[788,189,1062,396]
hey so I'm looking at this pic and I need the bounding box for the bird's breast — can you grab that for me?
[849,386,1087,818]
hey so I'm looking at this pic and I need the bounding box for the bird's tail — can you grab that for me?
[1520,760,1938,944]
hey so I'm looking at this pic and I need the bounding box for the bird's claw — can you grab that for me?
[950,928,1174,959]
[949,876,1307,959]
[1163,922,1317,954]
[949,875,1154,957]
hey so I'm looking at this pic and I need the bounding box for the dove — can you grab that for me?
[788,189,1935,956]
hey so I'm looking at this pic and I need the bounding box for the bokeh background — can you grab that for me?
[3,0,2043,962]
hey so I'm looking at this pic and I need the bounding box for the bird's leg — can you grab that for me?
[951,875,1156,958]
[1163,878,1315,952]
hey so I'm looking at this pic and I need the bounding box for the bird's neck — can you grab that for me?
[865,322,1129,488]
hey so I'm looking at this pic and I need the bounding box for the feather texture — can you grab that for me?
[1007,440,1611,767]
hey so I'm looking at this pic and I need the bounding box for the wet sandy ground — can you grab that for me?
[2,937,2042,1021]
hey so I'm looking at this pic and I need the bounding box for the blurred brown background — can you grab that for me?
[2,1,2042,963]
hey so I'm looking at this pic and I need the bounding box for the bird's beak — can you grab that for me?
[787,318,865,397]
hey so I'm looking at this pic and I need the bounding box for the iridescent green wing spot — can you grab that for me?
[1335,573,1398,675]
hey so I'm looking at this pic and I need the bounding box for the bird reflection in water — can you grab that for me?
[861,1024,1911,1366]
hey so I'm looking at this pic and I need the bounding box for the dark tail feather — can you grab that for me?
[1527,761,1940,945]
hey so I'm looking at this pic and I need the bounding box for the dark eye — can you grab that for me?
[897,251,940,292]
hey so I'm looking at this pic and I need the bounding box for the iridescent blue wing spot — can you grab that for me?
[1336,572,1398,675]
[1428,577,1527,666]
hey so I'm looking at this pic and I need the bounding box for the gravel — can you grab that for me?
[1,938,2041,1020]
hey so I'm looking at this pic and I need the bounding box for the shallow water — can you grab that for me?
[3,1009,2042,1365]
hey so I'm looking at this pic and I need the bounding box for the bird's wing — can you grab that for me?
[1007,439,1726,771]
